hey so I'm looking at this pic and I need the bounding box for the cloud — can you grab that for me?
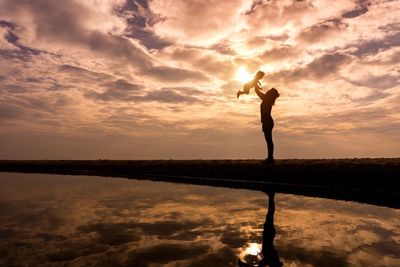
[0,101,25,120]
[0,0,399,159]
[77,222,141,245]
[0,0,206,84]
[47,241,109,262]
[58,65,114,83]
[342,0,370,19]
[298,19,348,44]
[270,52,353,83]
[278,244,350,267]
[220,226,248,248]
[131,219,205,240]
[351,32,400,57]
[260,45,299,62]
[143,65,209,82]
[150,0,246,45]
[115,0,172,50]
[85,85,206,104]
[346,74,400,89]
[125,243,210,265]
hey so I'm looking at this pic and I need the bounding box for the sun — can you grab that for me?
[235,67,254,83]
[246,243,261,256]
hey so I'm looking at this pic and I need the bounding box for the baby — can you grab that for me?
[237,71,265,98]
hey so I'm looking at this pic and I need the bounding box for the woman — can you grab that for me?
[255,85,280,163]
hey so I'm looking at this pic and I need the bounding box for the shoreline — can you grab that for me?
[1,159,399,209]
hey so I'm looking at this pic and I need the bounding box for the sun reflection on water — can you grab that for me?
[239,242,262,265]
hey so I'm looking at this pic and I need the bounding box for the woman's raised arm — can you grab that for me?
[255,84,265,100]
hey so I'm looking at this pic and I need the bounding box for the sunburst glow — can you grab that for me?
[235,67,254,83]
[244,242,261,256]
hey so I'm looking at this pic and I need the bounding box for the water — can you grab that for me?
[0,172,399,266]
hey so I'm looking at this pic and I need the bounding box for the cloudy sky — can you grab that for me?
[0,0,399,159]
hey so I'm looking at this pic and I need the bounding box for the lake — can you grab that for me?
[0,172,399,266]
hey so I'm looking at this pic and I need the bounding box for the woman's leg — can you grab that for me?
[263,130,274,160]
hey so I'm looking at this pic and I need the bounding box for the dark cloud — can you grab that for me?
[305,52,352,78]
[346,74,399,89]
[0,19,43,55]
[77,222,141,246]
[58,65,114,82]
[260,45,299,61]
[342,0,370,19]
[35,232,67,242]
[354,221,397,240]
[271,52,353,82]
[8,94,73,114]
[84,79,141,101]
[358,240,400,259]
[0,20,44,62]
[187,246,237,267]
[350,32,400,57]
[104,79,141,91]
[278,244,350,267]
[298,19,347,43]
[219,226,248,248]
[245,0,267,16]
[126,28,172,50]
[210,40,236,55]
[125,243,209,265]
[85,31,152,67]
[85,86,204,104]
[0,101,25,120]
[0,20,16,29]
[0,228,21,239]
[143,89,202,103]
[352,90,390,106]
[6,208,65,231]
[47,241,109,262]
[266,33,290,42]
[116,0,172,50]
[143,65,209,82]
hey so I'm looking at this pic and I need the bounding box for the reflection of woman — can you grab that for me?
[255,85,280,163]
[258,191,282,267]
[238,191,282,267]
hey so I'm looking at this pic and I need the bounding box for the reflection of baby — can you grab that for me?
[237,71,265,98]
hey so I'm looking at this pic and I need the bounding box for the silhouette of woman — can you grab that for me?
[255,85,280,163]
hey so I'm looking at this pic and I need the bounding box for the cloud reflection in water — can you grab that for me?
[0,172,399,266]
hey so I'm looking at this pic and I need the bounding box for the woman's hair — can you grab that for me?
[266,88,280,105]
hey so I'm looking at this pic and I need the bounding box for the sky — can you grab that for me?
[0,0,399,159]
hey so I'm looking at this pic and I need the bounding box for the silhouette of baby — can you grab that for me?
[237,71,265,98]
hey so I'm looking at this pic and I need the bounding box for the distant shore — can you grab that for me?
[1,159,399,209]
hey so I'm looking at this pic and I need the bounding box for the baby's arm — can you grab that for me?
[254,84,265,100]
[257,80,262,89]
